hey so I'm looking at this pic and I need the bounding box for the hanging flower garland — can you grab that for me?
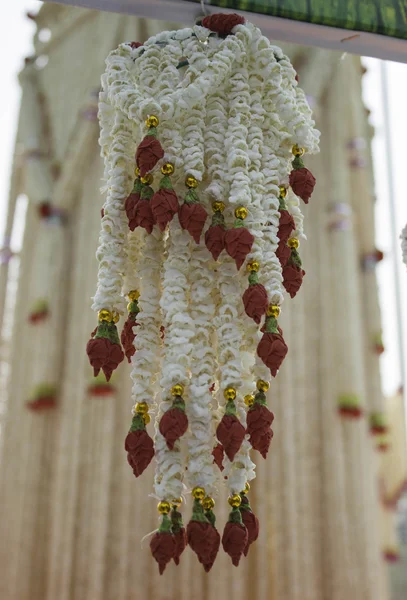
[89,13,319,573]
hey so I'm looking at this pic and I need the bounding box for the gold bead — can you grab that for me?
[244,482,250,494]
[247,260,260,273]
[292,144,305,157]
[288,237,299,249]
[185,175,198,189]
[128,290,140,301]
[224,387,237,401]
[235,206,248,220]
[257,380,270,392]
[202,496,215,511]
[228,494,241,508]
[146,115,159,129]
[140,173,153,185]
[212,201,225,213]
[172,497,183,507]
[143,413,151,425]
[136,402,149,415]
[279,185,287,199]
[171,383,184,397]
[98,309,112,322]
[244,394,255,407]
[161,162,174,176]
[157,501,171,515]
[266,304,281,318]
[192,486,205,501]
[135,167,140,177]
[112,310,120,324]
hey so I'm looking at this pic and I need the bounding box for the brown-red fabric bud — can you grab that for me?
[240,497,259,556]
[187,520,220,567]
[283,263,305,298]
[278,210,296,243]
[121,315,139,362]
[136,136,164,177]
[222,520,248,567]
[289,167,316,203]
[201,13,245,35]
[257,332,288,377]
[178,203,208,243]
[205,225,225,261]
[86,337,124,381]
[242,283,268,324]
[125,191,141,230]
[150,531,175,575]
[203,525,220,572]
[276,239,291,267]
[125,429,154,477]
[225,227,254,270]
[247,404,274,458]
[151,189,179,231]
[216,414,245,461]
[212,443,224,471]
[133,200,155,234]
[159,406,188,450]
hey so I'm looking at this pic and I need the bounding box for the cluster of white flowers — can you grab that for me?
[96,18,319,505]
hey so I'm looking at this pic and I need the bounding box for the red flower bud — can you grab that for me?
[247,403,274,458]
[125,429,154,477]
[242,283,268,324]
[276,239,291,267]
[159,405,188,450]
[124,191,141,230]
[121,315,139,363]
[205,225,225,261]
[216,414,245,461]
[201,13,245,36]
[178,203,208,243]
[151,188,179,231]
[289,167,316,203]
[257,331,288,377]
[283,263,305,298]
[86,337,124,381]
[150,531,175,575]
[278,210,296,243]
[222,519,248,567]
[240,496,259,556]
[187,520,220,568]
[212,443,224,471]
[224,227,254,270]
[136,136,164,177]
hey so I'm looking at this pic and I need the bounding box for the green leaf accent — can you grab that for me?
[140,185,154,201]
[132,179,142,194]
[94,321,121,345]
[338,394,361,408]
[248,271,259,286]
[228,507,244,525]
[212,212,225,227]
[129,413,146,432]
[191,498,210,524]
[225,399,237,417]
[279,197,287,211]
[251,390,266,407]
[146,127,158,138]
[292,155,305,170]
[264,316,279,335]
[370,412,387,427]
[233,218,245,228]
[289,248,303,268]
[205,508,216,528]
[171,508,184,533]
[172,396,186,412]
[185,188,198,204]
[158,513,173,534]
[128,300,140,315]
[159,175,173,191]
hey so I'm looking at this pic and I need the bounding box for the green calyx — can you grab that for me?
[248,271,259,286]
[129,413,146,432]
[228,507,244,525]
[205,508,216,528]
[159,175,173,191]
[128,300,140,315]
[370,412,386,427]
[264,316,279,335]
[171,508,184,533]
[191,498,209,524]
[172,396,186,412]
[184,188,198,204]
[158,513,173,534]
[225,399,237,417]
[292,155,305,170]
[147,127,158,138]
[251,390,266,408]
[239,494,253,513]
[94,321,121,345]
[140,185,154,201]
[132,179,142,194]
[289,248,302,268]
[212,211,225,227]
[279,197,288,211]
[234,218,245,228]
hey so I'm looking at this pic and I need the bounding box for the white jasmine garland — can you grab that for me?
[401,223,407,271]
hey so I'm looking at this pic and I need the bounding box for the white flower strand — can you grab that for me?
[401,222,407,271]
[130,228,163,413]
[186,244,218,496]
[92,109,134,313]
